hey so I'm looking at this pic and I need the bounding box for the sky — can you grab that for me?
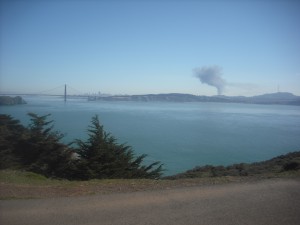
[0,0,299,96]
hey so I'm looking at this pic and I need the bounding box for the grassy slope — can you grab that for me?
[1,151,300,199]
[0,170,247,199]
[166,151,300,179]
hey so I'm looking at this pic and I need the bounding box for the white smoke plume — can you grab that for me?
[194,66,226,95]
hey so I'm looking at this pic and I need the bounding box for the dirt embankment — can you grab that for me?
[0,176,242,199]
[1,171,299,199]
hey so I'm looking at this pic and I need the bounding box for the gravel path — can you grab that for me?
[1,178,300,225]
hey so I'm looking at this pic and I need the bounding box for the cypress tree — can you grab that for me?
[16,113,74,178]
[0,114,25,169]
[75,115,163,179]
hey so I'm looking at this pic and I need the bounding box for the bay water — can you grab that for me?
[1,96,300,175]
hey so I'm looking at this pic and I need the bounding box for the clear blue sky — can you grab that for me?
[1,0,299,96]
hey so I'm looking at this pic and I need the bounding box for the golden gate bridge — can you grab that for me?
[2,84,93,102]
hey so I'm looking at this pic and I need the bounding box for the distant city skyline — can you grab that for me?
[1,0,299,96]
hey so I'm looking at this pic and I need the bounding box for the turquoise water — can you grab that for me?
[1,96,300,175]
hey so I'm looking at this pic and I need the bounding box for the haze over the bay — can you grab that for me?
[0,0,299,96]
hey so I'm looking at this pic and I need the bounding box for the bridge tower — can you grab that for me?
[64,84,67,102]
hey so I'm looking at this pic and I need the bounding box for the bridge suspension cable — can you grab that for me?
[35,85,65,95]
[66,85,86,96]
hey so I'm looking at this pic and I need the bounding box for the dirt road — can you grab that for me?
[1,178,299,225]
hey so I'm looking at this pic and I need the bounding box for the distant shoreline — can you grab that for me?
[0,96,27,105]
[1,92,300,106]
[88,92,300,106]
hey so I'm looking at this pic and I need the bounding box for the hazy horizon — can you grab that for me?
[0,87,299,98]
[1,0,299,96]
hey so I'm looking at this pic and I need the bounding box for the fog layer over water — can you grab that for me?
[1,96,300,175]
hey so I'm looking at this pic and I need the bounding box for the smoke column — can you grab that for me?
[194,66,226,95]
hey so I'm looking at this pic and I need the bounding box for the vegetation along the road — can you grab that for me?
[1,113,299,199]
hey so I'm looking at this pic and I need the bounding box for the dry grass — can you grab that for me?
[1,170,300,199]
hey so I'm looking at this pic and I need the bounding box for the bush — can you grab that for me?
[283,162,300,171]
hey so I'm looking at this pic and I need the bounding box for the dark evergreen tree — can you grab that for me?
[1,113,164,180]
[15,113,75,178]
[75,115,163,179]
[0,114,26,169]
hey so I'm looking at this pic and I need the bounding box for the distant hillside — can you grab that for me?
[166,151,300,179]
[249,92,300,105]
[0,96,27,105]
[89,92,300,105]
[253,92,296,99]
